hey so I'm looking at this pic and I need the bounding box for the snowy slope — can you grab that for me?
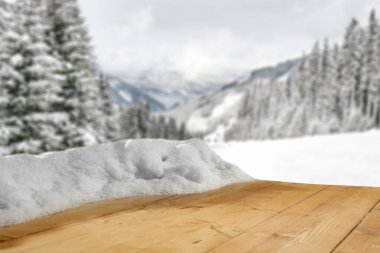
[212,131,380,187]
[125,70,225,109]
[106,72,222,111]
[106,74,166,112]
[164,59,299,139]
[138,84,220,110]
[0,139,250,227]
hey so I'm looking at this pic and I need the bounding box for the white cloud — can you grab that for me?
[119,5,154,37]
[173,29,253,83]
[78,0,380,87]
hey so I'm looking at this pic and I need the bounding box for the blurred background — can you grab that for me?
[1,0,380,155]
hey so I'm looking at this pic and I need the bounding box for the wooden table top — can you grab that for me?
[1,181,380,253]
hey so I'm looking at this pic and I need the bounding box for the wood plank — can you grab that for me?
[208,186,380,253]
[333,202,380,253]
[0,182,325,253]
[0,181,275,252]
[0,181,379,253]
[140,183,327,253]
[0,195,170,241]
[0,181,272,242]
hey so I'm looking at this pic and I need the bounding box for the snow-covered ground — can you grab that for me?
[0,139,250,227]
[212,130,380,187]
[1,131,379,227]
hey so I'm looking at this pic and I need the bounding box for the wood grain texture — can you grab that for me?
[333,202,380,253]
[0,181,379,253]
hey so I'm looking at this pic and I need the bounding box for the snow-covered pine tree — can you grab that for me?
[294,54,311,134]
[119,102,153,139]
[178,122,188,140]
[97,73,119,142]
[240,88,258,139]
[147,116,159,138]
[320,39,338,126]
[120,105,139,139]
[166,117,178,140]
[157,115,167,139]
[340,18,365,127]
[308,42,322,115]
[238,91,250,119]
[364,9,380,126]
[285,76,293,101]
[0,0,13,150]
[0,0,12,98]
[0,0,11,35]
[0,0,69,154]
[330,43,343,128]
[356,27,368,118]
[136,101,150,138]
[296,54,311,103]
[45,0,102,148]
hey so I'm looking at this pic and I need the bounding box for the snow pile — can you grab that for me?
[0,139,250,227]
[213,131,380,187]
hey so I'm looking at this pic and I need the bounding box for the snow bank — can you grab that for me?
[0,139,251,227]
[213,131,380,187]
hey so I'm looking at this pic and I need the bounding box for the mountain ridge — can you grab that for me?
[106,58,300,122]
[163,58,300,142]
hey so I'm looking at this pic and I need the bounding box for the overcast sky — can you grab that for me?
[78,0,380,85]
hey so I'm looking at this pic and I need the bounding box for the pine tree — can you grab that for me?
[45,0,102,148]
[296,54,311,103]
[166,117,178,140]
[119,102,152,139]
[136,102,150,138]
[0,0,68,154]
[0,0,12,102]
[340,18,364,125]
[148,116,159,138]
[0,0,13,150]
[320,39,338,122]
[120,105,139,139]
[309,42,322,113]
[238,91,251,118]
[285,76,293,101]
[97,73,119,142]
[157,116,167,139]
[364,10,380,125]
[357,28,368,115]
[178,122,187,140]
[331,43,343,123]
[0,0,11,35]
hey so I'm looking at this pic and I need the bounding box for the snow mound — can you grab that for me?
[0,139,251,227]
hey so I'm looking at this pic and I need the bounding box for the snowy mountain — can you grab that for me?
[125,70,225,108]
[136,83,221,109]
[106,74,166,112]
[164,58,300,141]
[106,73,222,111]
[107,60,297,114]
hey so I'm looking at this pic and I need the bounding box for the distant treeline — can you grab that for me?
[227,9,380,140]
[120,102,193,140]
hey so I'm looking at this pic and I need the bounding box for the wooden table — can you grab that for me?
[1,181,380,252]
